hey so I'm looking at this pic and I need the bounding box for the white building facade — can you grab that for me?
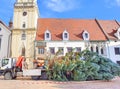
[0,21,11,59]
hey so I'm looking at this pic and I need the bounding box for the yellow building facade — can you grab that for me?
[11,0,39,62]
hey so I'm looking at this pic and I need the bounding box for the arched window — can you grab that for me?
[85,33,88,38]
[91,46,93,52]
[96,46,99,54]
[101,48,104,55]
[82,30,90,40]
[22,47,25,56]
[46,33,50,38]
[64,33,68,38]
[22,22,26,28]
[63,30,69,40]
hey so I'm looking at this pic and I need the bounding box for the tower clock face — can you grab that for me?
[23,12,27,16]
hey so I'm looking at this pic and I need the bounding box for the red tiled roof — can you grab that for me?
[36,18,107,41]
[97,20,120,40]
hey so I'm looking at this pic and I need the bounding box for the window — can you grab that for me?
[21,31,26,40]
[117,61,120,65]
[23,11,27,16]
[115,47,120,55]
[58,47,64,55]
[64,33,68,39]
[2,59,9,67]
[38,48,44,54]
[45,30,51,40]
[67,47,72,53]
[76,47,81,52]
[96,46,99,54]
[0,28,1,31]
[49,47,55,54]
[0,38,1,50]
[101,48,104,55]
[91,47,93,52]
[63,30,69,40]
[85,33,88,38]
[22,22,26,28]
[21,47,25,56]
[83,30,90,40]
[46,33,50,38]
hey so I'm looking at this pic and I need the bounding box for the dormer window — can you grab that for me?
[45,30,51,41]
[63,30,69,40]
[85,33,88,38]
[64,33,68,38]
[46,33,50,38]
[83,30,90,40]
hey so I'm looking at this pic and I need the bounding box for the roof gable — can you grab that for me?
[97,20,120,40]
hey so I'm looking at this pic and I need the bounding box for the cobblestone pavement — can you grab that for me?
[0,76,120,89]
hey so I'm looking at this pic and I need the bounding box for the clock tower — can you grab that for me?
[11,0,39,64]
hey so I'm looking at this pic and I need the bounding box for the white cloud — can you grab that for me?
[105,0,120,7]
[116,0,120,6]
[43,0,80,12]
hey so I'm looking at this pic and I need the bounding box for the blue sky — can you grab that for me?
[0,0,120,25]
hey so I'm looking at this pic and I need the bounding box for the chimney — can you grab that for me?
[9,19,13,30]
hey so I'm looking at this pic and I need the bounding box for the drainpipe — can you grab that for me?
[34,40,36,59]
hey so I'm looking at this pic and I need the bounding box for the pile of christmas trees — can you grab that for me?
[46,50,120,81]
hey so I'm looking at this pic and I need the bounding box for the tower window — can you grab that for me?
[22,23,26,28]
[22,47,25,56]
[23,11,27,16]
[21,31,26,40]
